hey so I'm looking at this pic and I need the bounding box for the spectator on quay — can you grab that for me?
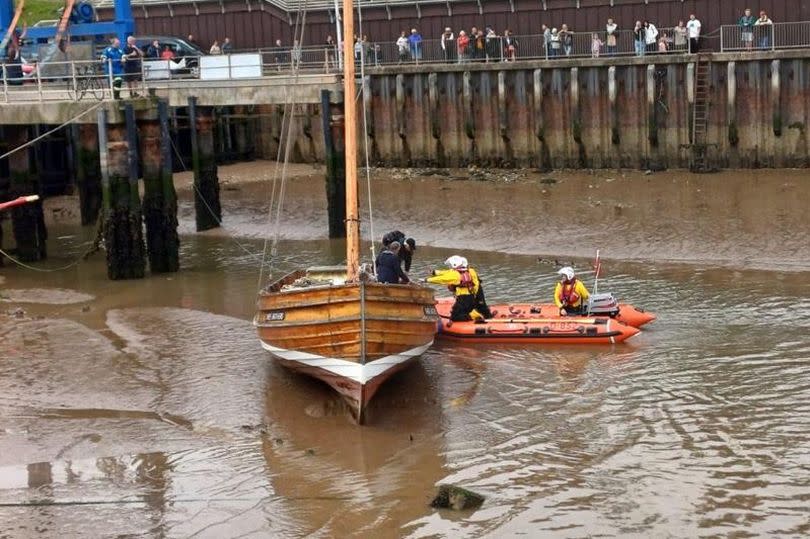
[673,20,687,51]
[408,28,423,62]
[396,31,409,63]
[187,34,198,47]
[686,14,701,53]
[291,39,302,65]
[354,36,363,64]
[273,39,285,70]
[549,28,561,57]
[591,33,603,58]
[209,40,221,55]
[503,29,518,62]
[605,18,618,56]
[485,26,500,62]
[122,36,142,98]
[222,37,233,54]
[738,9,756,51]
[755,11,773,50]
[644,21,659,53]
[456,30,470,63]
[633,21,646,56]
[160,44,175,60]
[560,24,573,56]
[361,35,372,65]
[102,37,125,99]
[324,35,336,69]
[658,33,670,53]
[473,28,486,61]
[145,39,160,59]
[541,24,551,56]
[441,27,455,62]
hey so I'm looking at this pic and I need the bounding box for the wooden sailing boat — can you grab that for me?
[254,0,438,423]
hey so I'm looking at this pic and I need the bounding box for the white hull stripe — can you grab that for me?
[259,341,433,384]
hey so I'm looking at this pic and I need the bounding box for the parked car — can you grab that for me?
[134,35,205,76]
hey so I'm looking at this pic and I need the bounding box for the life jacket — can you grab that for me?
[450,268,476,295]
[559,279,580,306]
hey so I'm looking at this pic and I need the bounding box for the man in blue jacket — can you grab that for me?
[375,241,410,284]
[102,37,125,99]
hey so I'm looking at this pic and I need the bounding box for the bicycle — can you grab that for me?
[66,63,106,101]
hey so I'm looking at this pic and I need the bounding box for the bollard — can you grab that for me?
[140,100,180,273]
[98,106,146,280]
[75,123,102,225]
[7,125,47,263]
[321,89,346,238]
[189,97,222,231]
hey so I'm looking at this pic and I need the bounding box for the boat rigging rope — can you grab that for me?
[0,101,104,162]
[256,0,309,291]
[356,1,377,271]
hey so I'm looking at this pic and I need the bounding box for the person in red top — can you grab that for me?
[456,30,470,63]
[160,45,175,60]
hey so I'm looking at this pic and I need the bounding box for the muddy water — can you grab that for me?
[1,166,810,537]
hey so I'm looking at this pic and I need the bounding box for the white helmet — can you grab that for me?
[445,255,466,270]
[557,266,575,281]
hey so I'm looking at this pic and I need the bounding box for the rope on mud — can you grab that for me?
[357,1,377,272]
[0,102,105,162]
[0,229,99,273]
[257,0,310,291]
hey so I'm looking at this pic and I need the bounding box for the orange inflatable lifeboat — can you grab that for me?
[435,298,640,345]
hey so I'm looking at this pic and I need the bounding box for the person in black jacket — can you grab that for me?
[375,242,409,284]
[382,230,416,272]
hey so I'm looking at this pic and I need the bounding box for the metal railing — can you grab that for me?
[1,58,125,103]
[720,21,810,52]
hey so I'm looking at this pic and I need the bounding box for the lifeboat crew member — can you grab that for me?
[382,230,416,272]
[375,241,410,284]
[554,266,590,316]
[427,255,493,321]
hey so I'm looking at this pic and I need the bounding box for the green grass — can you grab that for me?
[19,0,64,27]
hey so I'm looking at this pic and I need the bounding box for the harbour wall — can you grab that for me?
[257,50,810,170]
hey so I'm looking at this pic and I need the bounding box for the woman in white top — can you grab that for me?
[755,11,773,50]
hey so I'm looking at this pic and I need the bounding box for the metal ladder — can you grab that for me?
[690,54,712,172]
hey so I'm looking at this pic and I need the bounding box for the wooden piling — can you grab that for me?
[189,97,222,232]
[98,106,146,280]
[75,123,102,226]
[7,125,47,263]
[321,89,346,238]
[140,100,180,273]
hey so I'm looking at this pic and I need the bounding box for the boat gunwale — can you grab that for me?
[254,313,440,328]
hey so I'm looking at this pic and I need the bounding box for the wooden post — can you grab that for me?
[7,125,47,262]
[99,105,146,280]
[321,89,346,238]
[75,123,102,225]
[140,100,180,273]
[189,96,222,231]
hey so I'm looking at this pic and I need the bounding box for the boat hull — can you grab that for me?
[435,298,640,344]
[436,298,655,329]
[255,271,438,422]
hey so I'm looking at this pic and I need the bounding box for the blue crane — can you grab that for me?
[1,0,135,47]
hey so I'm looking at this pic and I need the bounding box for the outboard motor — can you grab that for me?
[588,292,620,316]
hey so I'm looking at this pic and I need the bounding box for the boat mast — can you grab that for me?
[342,0,360,281]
